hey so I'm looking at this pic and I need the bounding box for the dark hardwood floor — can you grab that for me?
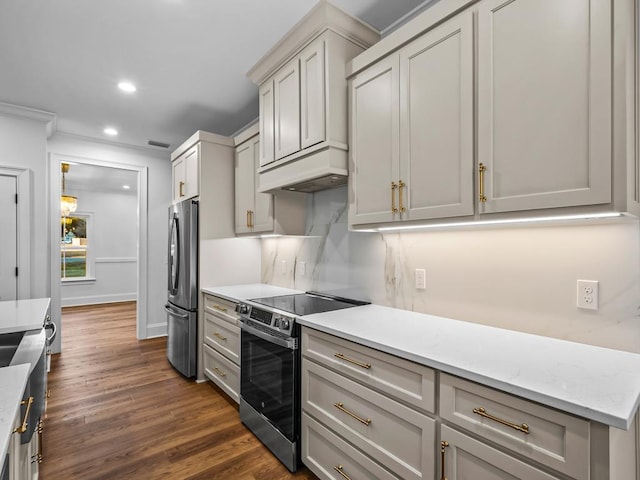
[41,302,318,480]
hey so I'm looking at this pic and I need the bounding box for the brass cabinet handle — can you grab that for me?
[213,332,227,341]
[213,367,226,378]
[473,407,529,434]
[179,181,185,197]
[212,304,228,313]
[249,210,254,228]
[14,396,34,434]
[334,402,371,426]
[478,163,487,203]
[334,465,352,480]
[47,389,51,399]
[391,181,398,213]
[32,420,44,464]
[398,180,406,212]
[334,352,371,369]
[246,210,250,227]
[440,441,449,480]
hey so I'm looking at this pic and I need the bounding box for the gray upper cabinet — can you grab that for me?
[477,0,612,214]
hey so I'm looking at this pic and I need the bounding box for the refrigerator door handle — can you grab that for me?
[164,304,189,319]
[168,214,180,295]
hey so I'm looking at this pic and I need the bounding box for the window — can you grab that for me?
[61,212,94,281]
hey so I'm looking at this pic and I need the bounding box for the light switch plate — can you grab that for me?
[415,269,426,290]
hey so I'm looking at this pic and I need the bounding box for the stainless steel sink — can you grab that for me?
[0,331,25,367]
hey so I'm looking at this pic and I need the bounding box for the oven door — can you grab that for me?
[240,323,299,442]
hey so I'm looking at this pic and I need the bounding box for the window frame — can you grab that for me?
[60,211,96,283]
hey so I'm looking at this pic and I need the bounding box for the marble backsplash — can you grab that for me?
[262,186,640,353]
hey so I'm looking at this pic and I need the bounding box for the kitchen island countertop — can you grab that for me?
[0,364,30,464]
[298,304,640,430]
[0,298,51,334]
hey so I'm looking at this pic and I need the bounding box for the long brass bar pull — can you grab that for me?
[14,396,34,434]
[212,305,227,313]
[440,441,449,480]
[334,352,371,369]
[398,180,406,212]
[478,163,487,203]
[179,181,185,197]
[250,210,254,228]
[213,367,226,378]
[334,402,371,426]
[33,420,44,464]
[473,407,529,434]
[391,181,398,213]
[213,332,227,341]
[334,465,352,480]
[246,210,250,228]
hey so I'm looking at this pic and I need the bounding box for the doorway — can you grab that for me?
[49,154,149,352]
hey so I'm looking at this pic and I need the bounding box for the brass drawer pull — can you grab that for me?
[212,304,228,313]
[478,163,487,203]
[440,441,449,480]
[334,402,371,426]
[334,352,371,369]
[473,407,529,434]
[32,420,44,464]
[179,181,185,197]
[398,180,406,212]
[213,367,227,378]
[14,396,34,434]
[334,465,352,480]
[391,181,398,213]
[213,332,227,341]
[249,210,254,228]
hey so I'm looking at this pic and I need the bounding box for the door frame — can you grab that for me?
[0,166,31,299]
[49,153,149,343]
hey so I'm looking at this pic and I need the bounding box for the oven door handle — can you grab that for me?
[240,321,298,350]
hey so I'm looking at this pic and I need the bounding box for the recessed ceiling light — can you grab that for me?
[104,127,118,136]
[122,185,131,190]
[118,81,136,93]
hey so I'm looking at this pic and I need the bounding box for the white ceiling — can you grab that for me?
[0,0,431,151]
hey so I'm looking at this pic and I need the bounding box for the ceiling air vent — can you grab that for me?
[148,140,170,148]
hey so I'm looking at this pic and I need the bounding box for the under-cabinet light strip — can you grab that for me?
[376,212,623,232]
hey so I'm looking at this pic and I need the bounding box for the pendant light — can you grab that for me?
[60,162,77,217]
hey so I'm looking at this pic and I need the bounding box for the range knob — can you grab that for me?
[236,304,249,315]
[280,318,290,331]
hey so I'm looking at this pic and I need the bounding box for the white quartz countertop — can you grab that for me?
[297,304,640,430]
[0,298,51,334]
[201,284,303,303]
[0,364,30,462]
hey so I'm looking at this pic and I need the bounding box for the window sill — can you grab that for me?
[61,277,96,285]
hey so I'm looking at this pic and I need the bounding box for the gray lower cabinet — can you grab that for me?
[202,293,240,403]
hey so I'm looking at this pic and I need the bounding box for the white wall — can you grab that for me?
[262,187,640,353]
[48,133,172,339]
[61,187,138,306]
[0,113,50,300]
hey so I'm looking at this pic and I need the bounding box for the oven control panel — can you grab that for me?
[237,303,295,336]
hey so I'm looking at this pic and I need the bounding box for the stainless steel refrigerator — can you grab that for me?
[165,199,198,377]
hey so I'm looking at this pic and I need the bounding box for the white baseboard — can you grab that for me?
[61,293,136,307]
[145,322,167,339]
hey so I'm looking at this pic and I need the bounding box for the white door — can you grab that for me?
[0,174,17,300]
[477,0,611,214]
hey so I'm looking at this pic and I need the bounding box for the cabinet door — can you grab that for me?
[300,39,325,149]
[172,156,186,203]
[259,80,275,167]
[349,55,400,225]
[183,145,199,199]
[399,12,474,221]
[274,59,301,160]
[440,425,561,480]
[235,141,255,234]
[477,0,611,214]
[251,137,274,232]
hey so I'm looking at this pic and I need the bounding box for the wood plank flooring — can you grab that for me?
[41,302,318,480]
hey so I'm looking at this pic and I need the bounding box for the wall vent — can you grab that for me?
[148,140,170,148]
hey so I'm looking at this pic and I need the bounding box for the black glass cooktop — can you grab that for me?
[249,291,369,316]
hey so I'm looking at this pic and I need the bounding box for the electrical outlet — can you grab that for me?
[577,280,599,310]
[415,269,426,290]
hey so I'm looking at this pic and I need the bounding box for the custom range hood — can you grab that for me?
[247,0,379,194]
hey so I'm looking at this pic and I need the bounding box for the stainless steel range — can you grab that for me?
[237,292,368,472]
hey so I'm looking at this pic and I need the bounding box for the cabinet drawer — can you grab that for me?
[302,412,401,480]
[203,344,239,404]
[203,294,238,325]
[302,359,435,480]
[302,328,435,413]
[440,373,589,480]
[203,312,240,364]
[441,425,561,480]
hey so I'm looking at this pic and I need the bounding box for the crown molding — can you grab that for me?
[0,101,57,138]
